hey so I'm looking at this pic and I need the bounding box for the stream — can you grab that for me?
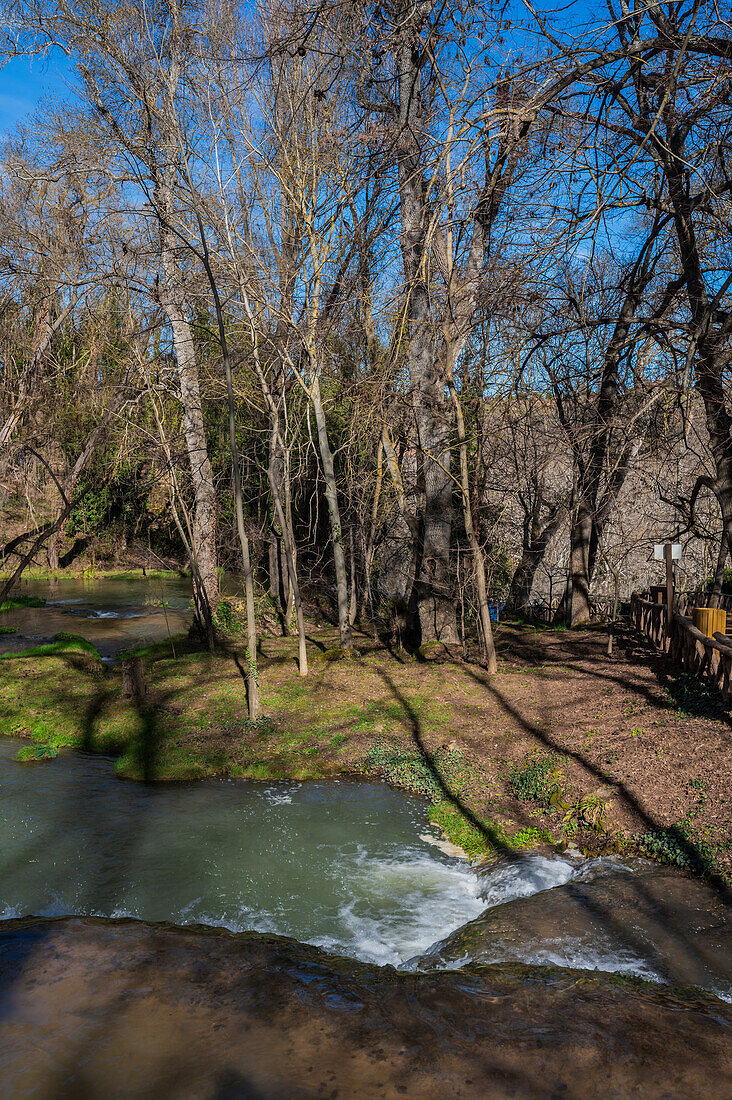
[0,576,731,1095]
[0,573,193,657]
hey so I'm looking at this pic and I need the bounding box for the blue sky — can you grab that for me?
[0,53,74,136]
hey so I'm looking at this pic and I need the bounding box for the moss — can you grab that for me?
[0,633,102,661]
[0,595,46,611]
[116,633,191,663]
[0,625,17,634]
[509,825,553,847]
[416,641,460,663]
[428,801,494,859]
[319,647,358,662]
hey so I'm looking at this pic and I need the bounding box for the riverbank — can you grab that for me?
[1,619,730,885]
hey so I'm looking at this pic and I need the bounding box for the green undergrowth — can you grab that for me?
[427,800,551,859]
[636,815,722,878]
[0,595,46,611]
[0,569,184,582]
[664,672,725,718]
[15,743,58,762]
[507,748,611,839]
[0,632,102,661]
[364,738,551,859]
[503,617,568,634]
[116,633,191,663]
[0,625,16,634]
[508,750,565,805]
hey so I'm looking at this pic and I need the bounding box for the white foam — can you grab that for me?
[467,934,666,983]
[330,852,486,967]
[263,787,297,806]
[479,854,579,908]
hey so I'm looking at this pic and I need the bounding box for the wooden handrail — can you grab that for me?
[631,593,732,704]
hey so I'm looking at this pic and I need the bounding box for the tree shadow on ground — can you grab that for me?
[459,650,732,908]
[375,663,729,984]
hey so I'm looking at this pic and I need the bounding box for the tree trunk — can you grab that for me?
[568,504,593,625]
[268,536,280,601]
[192,213,260,718]
[310,372,353,651]
[507,509,563,616]
[158,283,218,623]
[416,377,458,644]
[267,427,308,676]
[348,526,358,626]
[446,353,495,668]
[360,440,384,621]
[709,532,728,609]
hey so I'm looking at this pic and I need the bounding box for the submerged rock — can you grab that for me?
[0,916,729,1098]
[422,857,732,998]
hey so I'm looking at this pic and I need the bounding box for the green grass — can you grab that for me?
[0,625,17,635]
[115,633,190,662]
[0,633,102,661]
[0,569,185,582]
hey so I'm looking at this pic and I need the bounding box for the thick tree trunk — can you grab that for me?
[708,534,727,609]
[446,352,495,667]
[568,504,593,625]
[508,538,557,616]
[157,225,218,626]
[416,374,458,644]
[392,26,457,646]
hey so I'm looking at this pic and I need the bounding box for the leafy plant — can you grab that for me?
[508,750,564,806]
[15,743,58,763]
[637,821,715,875]
[638,824,693,867]
[365,741,442,797]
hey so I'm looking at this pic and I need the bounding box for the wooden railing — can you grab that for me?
[676,590,732,617]
[525,594,617,624]
[631,594,732,702]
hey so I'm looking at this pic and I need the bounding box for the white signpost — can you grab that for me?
[654,543,682,627]
[654,543,682,561]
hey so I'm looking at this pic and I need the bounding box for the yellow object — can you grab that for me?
[692,607,726,638]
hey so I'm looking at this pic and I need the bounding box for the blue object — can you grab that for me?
[488,601,505,623]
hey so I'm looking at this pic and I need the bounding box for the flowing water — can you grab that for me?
[0,573,193,657]
[0,740,487,967]
[0,579,731,1094]
[0,739,729,995]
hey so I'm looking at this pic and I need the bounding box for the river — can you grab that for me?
[0,575,730,1096]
